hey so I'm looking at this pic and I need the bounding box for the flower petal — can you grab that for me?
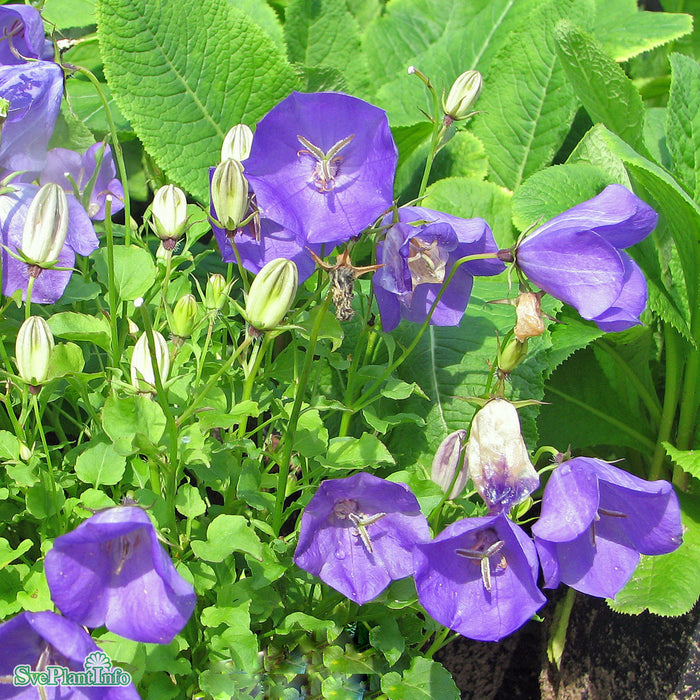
[590,254,647,332]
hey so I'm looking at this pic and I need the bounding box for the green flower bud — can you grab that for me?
[431,429,468,499]
[152,184,187,245]
[442,70,482,121]
[211,158,248,231]
[204,273,229,311]
[245,258,298,334]
[15,316,54,386]
[497,337,528,374]
[130,330,170,391]
[221,124,253,162]
[171,293,198,339]
[21,183,68,267]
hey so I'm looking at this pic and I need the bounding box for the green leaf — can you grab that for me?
[284,0,370,97]
[471,0,593,191]
[45,343,85,380]
[174,483,206,519]
[203,601,259,674]
[49,104,96,153]
[363,0,544,127]
[65,79,132,135]
[431,131,489,182]
[592,0,692,61]
[667,53,700,203]
[554,20,645,150]
[43,0,95,28]
[101,393,166,455]
[387,470,445,515]
[190,514,263,562]
[381,657,460,700]
[323,434,395,470]
[93,246,156,301]
[97,0,299,201]
[47,312,112,351]
[25,482,66,520]
[663,443,700,480]
[195,401,260,431]
[226,0,284,49]
[512,163,616,232]
[609,492,700,616]
[0,539,32,570]
[323,645,382,675]
[0,431,21,460]
[294,409,329,458]
[369,616,405,665]
[74,441,126,486]
[277,612,341,642]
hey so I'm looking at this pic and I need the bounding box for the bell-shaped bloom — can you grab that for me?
[373,206,504,332]
[44,505,196,644]
[514,185,657,331]
[294,472,430,605]
[532,457,683,600]
[0,182,99,303]
[431,429,468,499]
[414,513,546,642]
[0,61,63,177]
[244,91,398,246]
[40,143,124,220]
[466,399,539,513]
[0,610,140,699]
[0,4,53,65]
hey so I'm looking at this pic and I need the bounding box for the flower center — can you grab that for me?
[455,528,507,592]
[106,531,142,576]
[406,236,448,287]
[333,498,386,554]
[297,134,355,193]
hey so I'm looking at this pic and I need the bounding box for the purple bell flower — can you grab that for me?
[414,513,546,642]
[372,206,504,332]
[0,610,140,699]
[1,183,99,303]
[294,472,430,605]
[514,185,658,331]
[40,143,125,220]
[0,4,53,65]
[44,505,196,644]
[532,457,683,599]
[244,91,398,247]
[0,61,63,177]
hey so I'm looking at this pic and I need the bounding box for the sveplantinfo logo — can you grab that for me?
[13,650,132,688]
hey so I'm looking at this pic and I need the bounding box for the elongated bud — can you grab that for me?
[466,399,539,513]
[514,292,545,342]
[130,331,170,391]
[431,429,468,499]
[152,184,187,247]
[15,316,54,387]
[204,273,229,311]
[497,337,528,374]
[21,183,69,267]
[221,124,253,162]
[211,158,248,231]
[443,70,482,122]
[171,294,198,340]
[245,258,298,334]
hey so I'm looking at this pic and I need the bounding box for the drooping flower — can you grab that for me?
[0,4,53,66]
[40,142,124,220]
[244,91,398,246]
[431,429,468,499]
[466,399,539,513]
[514,185,657,331]
[532,457,683,599]
[414,513,546,642]
[0,610,140,699]
[44,505,196,644]
[0,182,99,303]
[372,206,504,332]
[294,472,430,605]
[0,61,63,177]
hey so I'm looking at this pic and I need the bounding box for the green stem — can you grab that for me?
[32,393,63,534]
[676,345,700,451]
[103,198,120,369]
[194,318,215,388]
[424,626,451,658]
[649,326,683,480]
[24,275,35,320]
[237,334,272,438]
[412,66,446,198]
[547,587,576,669]
[272,291,333,534]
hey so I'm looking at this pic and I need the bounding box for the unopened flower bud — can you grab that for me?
[245,258,298,334]
[19,442,33,461]
[431,429,468,499]
[21,183,69,267]
[498,337,528,374]
[130,331,170,391]
[171,294,198,339]
[514,292,545,342]
[15,316,54,387]
[204,273,229,311]
[152,184,187,246]
[221,124,253,162]
[466,399,539,512]
[211,158,248,231]
[443,70,482,121]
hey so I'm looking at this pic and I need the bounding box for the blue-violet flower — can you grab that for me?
[0,4,52,65]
